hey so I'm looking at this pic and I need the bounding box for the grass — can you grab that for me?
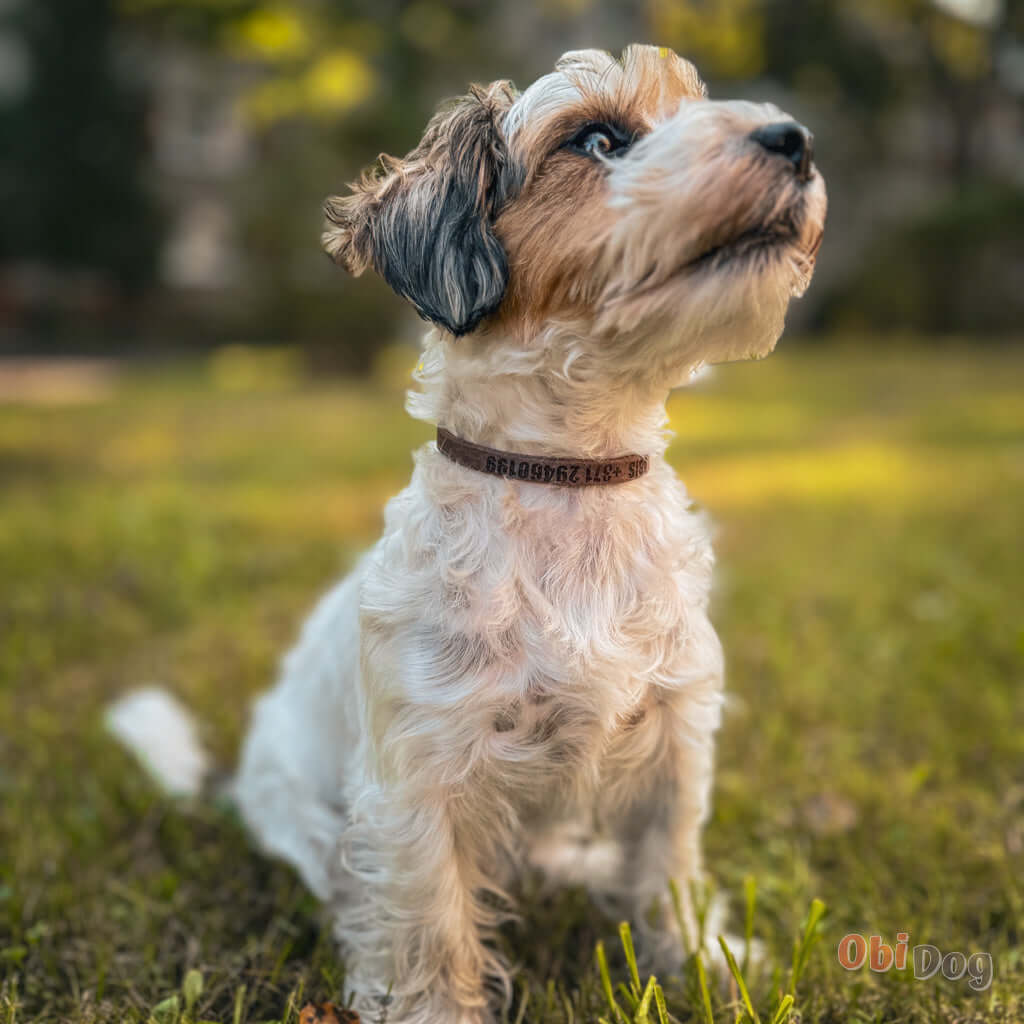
[1,340,1022,1023]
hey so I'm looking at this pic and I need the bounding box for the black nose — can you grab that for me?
[750,121,813,180]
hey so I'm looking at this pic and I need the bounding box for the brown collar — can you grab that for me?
[436,427,650,487]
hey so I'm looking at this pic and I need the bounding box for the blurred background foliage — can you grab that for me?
[0,0,1022,369]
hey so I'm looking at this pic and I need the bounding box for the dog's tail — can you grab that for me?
[106,687,212,797]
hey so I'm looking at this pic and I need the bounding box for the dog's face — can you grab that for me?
[324,45,827,380]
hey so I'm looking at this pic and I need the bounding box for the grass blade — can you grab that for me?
[668,878,690,955]
[769,994,794,1024]
[231,985,246,1024]
[742,876,756,976]
[596,941,627,1024]
[560,984,575,1024]
[151,995,180,1024]
[654,981,670,1024]
[690,879,711,950]
[618,983,639,1011]
[789,899,826,996]
[182,969,203,1018]
[620,921,642,997]
[694,953,715,1024]
[717,935,759,1024]
[636,975,657,1024]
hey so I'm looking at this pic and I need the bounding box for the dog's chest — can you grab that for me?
[364,471,718,787]
[432,489,712,770]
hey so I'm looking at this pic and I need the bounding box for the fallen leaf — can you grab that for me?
[298,1002,360,1024]
[801,792,859,837]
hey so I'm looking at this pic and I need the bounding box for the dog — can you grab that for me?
[110,44,825,1024]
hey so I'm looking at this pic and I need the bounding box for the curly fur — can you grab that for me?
[111,45,826,1024]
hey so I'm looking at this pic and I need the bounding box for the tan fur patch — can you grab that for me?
[494,45,707,332]
[615,43,706,117]
[494,151,610,332]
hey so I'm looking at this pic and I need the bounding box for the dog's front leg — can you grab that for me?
[335,772,509,1024]
[600,692,722,975]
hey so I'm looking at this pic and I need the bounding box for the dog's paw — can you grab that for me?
[349,987,493,1024]
[526,821,623,887]
[636,926,765,990]
[632,891,765,986]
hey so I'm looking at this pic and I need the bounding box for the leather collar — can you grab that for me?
[436,427,650,487]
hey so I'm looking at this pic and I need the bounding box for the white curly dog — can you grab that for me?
[111,45,826,1024]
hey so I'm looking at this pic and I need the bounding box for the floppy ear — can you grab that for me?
[322,81,520,337]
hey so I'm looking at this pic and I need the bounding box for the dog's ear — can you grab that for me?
[322,81,520,337]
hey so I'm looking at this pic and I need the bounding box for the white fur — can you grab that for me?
[112,47,826,1024]
[235,330,726,1023]
[107,687,211,797]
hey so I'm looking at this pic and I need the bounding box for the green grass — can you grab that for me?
[1,341,1022,1023]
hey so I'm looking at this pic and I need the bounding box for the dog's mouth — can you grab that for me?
[615,215,805,308]
[603,180,824,313]
[685,214,802,274]
[679,171,827,274]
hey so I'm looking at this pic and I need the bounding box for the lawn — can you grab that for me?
[1,342,1022,1024]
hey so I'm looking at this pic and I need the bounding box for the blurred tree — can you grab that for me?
[122,0,522,369]
[820,184,1024,333]
[2,0,1021,356]
[0,0,162,307]
[653,0,1016,186]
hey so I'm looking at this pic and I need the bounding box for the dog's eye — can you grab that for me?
[567,123,632,159]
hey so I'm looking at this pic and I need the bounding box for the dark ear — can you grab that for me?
[322,81,520,337]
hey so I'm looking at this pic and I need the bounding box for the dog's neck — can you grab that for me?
[406,329,680,460]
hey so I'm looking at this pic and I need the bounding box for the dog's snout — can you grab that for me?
[750,121,813,180]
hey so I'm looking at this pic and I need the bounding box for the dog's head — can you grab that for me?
[324,45,827,378]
